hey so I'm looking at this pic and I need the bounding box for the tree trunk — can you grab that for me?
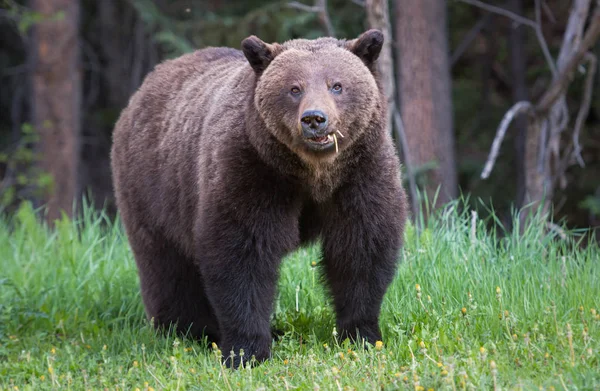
[394,0,457,207]
[508,0,528,210]
[365,0,395,133]
[366,0,418,217]
[31,0,81,220]
[524,0,592,219]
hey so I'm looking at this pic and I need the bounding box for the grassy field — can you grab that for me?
[1,202,599,390]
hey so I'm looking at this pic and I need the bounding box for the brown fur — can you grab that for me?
[111,30,407,367]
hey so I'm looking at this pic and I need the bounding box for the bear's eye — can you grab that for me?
[331,83,342,93]
[290,86,302,95]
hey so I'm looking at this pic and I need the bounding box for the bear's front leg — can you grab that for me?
[321,171,406,346]
[195,189,300,368]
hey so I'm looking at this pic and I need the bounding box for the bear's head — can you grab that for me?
[242,30,384,163]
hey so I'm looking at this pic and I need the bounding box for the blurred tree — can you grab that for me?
[394,0,457,207]
[476,0,600,231]
[508,0,528,210]
[365,0,393,134]
[365,0,418,216]
[31,0,81,220]
[0,0,598,234]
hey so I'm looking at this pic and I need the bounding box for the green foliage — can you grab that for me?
[2,0,65,33]
[412,161,440,190]
[130,0,195,56]
[0,124,53,213]
[580,194,600,216]
[1,201,599,389]
[128,0,365,58]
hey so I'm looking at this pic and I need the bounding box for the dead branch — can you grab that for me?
[546,222,568,241]
[541,0,556,24]
[450,14,493,66]
[288,0,335,36]
[288,1,319,12]
[479,1,600,222]
[480,101,533,179]
[470,210,478,246]
[546,0,591,166]
[480,5,600,180]
[571,52,596,167]
[457,0,535,27]
[458,0,556,76]
[393,108,419,218]
[535,7,600,113]
[534,0,557,76]
[555,0,590,69]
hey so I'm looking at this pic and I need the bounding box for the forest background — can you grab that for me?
[1,0,599,238]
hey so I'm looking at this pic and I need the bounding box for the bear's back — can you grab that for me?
[111,47,253,256]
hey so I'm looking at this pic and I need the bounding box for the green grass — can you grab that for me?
[1,201,599,390]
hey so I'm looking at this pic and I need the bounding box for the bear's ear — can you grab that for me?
[241,36,280,74]
[346,29,384,69]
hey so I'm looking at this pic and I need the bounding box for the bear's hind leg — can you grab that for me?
[128,229,220,342]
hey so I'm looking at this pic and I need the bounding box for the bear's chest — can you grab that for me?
[303,161,344,203]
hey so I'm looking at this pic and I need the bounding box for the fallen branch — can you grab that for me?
[480,102,533,179]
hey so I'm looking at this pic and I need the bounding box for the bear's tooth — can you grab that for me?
[327,134,333,142]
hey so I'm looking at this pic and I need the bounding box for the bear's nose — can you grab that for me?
[301,110,329,136]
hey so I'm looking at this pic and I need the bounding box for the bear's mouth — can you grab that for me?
[303,131,345,153]
[307,135,333,144]
[304,134,335,151]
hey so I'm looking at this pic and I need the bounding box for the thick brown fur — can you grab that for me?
[111,30,407,368]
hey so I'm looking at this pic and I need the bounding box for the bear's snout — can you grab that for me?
[300,110,329,138]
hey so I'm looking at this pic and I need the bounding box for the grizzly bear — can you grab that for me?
[111,29,407,367]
